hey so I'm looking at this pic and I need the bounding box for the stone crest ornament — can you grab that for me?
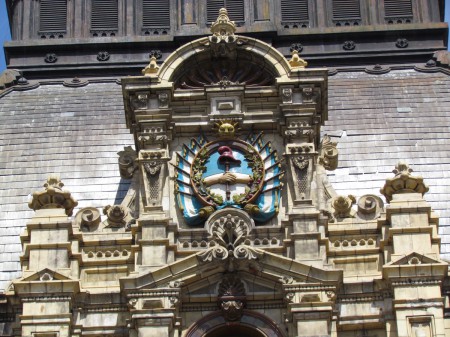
[380,162,429,202]
[44,53,58,63]
[97,51,110,61]
[395,38,409,48]
[209,8,238,58]
[217,274,246,321]
[174,121,283,225]
[28,175,78,215]
[343,40,356,51]
[148,49,162,59]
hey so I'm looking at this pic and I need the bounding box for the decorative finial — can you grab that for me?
[28,175,78,215]
[380,162,429,202]
[289,50,308,69]
[142,56,160,76]
[210,8,236,36]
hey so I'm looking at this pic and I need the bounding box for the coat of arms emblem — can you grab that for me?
[174,120,283,225]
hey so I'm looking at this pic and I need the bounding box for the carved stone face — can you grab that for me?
[219,122,235,137]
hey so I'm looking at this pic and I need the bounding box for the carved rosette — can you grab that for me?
[28,175,78,215]
[356,194,384,220]
[75,207,101,231]
[380,162,429,202]
[217,274,246,321]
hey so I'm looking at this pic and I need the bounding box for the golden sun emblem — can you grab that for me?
[214,120,241,139]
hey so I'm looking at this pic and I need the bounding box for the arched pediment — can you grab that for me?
[155,36,292,89]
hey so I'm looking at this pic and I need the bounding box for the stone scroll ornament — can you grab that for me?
[174,120,283,225]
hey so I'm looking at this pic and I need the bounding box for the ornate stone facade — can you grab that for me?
[1,8,449,337]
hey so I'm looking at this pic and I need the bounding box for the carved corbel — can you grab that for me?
[285,144,315,202]
[138,124,170,149]
[139,149,170,210]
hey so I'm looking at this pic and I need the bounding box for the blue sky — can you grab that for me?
[0,1,449,72]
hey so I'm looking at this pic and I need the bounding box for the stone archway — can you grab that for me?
[185,310,285,337]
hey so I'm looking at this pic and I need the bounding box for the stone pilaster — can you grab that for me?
[381,164,446,337]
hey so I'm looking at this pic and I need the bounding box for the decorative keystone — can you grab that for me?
[142,56,160,76]
[288,50,308,69]
[209,8,239,58]
[380,162,429,202]
[28,175,78,215]
[210,8,236,36]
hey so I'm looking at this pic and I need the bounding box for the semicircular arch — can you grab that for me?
[157,36,291,87]
[185,310,286,337]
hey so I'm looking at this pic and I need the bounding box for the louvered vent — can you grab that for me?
[207,0,244,23]
[384,0,413,17]
[91,0,118,30]
[39,0,67,32]
[281,0,309,22]
[143,0,170,28]
[332,0,361,20]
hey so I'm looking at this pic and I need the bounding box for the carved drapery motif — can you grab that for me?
[28,175,78,215]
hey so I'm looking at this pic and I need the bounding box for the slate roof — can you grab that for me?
[0,69,449,292]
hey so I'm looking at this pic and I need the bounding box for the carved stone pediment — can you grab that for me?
[386,252,445,266]
[20,268,74,282]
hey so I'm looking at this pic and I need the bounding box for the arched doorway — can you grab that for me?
[185,310,285,337]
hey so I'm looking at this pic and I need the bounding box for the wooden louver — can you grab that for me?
[384,0,413,17]
[207,0,245,23]
[332,0,361,19]
[91,0,119,30]
[143,0,170,28]
[281,0,309,22]
[39,0,67,32]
